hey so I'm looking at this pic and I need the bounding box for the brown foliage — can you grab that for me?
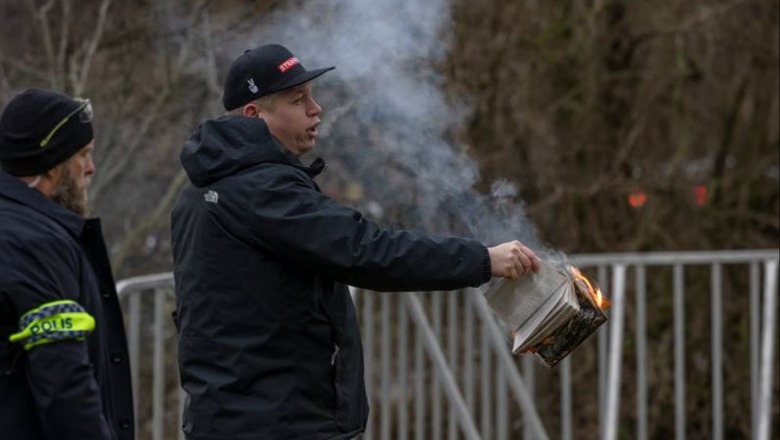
[2,0,775,272]
[446,0,779,253]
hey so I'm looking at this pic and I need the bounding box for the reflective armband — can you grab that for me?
[8,300,95,351]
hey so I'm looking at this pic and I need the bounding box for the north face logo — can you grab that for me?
[204,190,219,204]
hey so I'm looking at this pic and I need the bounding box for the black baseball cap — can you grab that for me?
[222,44,334,111]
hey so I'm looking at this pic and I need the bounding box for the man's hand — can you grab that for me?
[488,241,541,279]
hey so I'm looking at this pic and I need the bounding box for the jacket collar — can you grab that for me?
[181,115,328,186]
[280,148,327,178]
[0,171,86,238]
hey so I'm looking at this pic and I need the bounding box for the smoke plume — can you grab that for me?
[226,0,541,248]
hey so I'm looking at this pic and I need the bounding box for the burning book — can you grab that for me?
[484,261,610,367]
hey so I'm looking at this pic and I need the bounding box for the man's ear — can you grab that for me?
[43,163,63,182]
[31,163,64,197]
[242,103,260,118]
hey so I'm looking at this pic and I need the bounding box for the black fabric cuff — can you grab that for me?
[481,246,492,283]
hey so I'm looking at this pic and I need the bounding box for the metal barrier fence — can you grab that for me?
[116,250,779,440]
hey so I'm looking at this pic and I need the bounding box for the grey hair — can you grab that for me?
[27,175,41,188]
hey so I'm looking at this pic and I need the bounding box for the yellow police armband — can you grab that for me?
[9,300,95,351]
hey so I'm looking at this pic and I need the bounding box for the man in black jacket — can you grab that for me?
[0,89,134,440]
[171,44,540,440]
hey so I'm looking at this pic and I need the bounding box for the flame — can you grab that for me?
[568,265,611,310]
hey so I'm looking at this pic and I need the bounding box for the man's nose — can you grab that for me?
[85,158,95,176]
[308,99,322,116]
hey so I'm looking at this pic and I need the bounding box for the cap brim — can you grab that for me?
[270,66,335,94]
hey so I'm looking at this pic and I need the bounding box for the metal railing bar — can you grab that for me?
[178,388,185,440]
[573,249,778,266]
[362,290,374,436]
[750,262,760,437]
[561,356,572,440]
[380,294,391,440]
[399,298,409,440]
[757,260,778,440]
[522,355,535,440]
[127,291,141,433]
[603,265,627,440]
[448,292,458,440]
[480,318,491,440]
[152,288,166,440]
[116,273,173,300]
[415,303,425,440]
[636,265,648,440]
[496,366,508,440]
[470,292,550,440]
[674,264,686,440]
[711,264,723,440]
[404,293,482,440]
[464,292,475,416]
[598,264,608,438]
[433,292,443,440]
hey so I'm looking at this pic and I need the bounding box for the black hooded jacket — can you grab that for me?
[171,116,490,440]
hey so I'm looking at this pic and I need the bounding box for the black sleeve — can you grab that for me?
[245,169,492,292]
[3,244,111,439]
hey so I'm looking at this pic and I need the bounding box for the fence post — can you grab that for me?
[757,260,778,440]
[603,265,626,440]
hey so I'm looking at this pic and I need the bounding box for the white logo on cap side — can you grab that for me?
[247,78,259,94]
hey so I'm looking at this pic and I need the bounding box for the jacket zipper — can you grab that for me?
[330,344,340,366]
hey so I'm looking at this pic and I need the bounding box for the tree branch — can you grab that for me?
[57,0,70,89]
[74,0,112,96]
[90,0,208,203]
[90,86,172,203]
[26,0,58,88]
[111,169,188,271]
[202,6,223,116]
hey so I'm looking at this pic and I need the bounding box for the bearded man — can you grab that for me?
[0,89,134,440]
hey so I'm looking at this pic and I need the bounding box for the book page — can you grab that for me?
[511,285,567,351]
[484,261,572,331]
[512,283,580,353]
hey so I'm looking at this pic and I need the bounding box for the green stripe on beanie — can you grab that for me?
[0,88,93,176]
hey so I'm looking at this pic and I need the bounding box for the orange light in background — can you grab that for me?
[693,185,707,206]
[628,191,647,208]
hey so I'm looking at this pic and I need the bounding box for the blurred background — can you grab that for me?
[1,0,776,276]
[1,0,777,439]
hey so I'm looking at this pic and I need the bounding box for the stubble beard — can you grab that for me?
[51,164,90,217]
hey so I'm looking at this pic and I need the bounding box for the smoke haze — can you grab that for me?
[226,0,541,248]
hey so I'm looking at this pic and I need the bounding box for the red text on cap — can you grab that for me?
[278,57,300,73]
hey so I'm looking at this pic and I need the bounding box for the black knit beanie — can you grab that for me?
[0,88,93,176]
